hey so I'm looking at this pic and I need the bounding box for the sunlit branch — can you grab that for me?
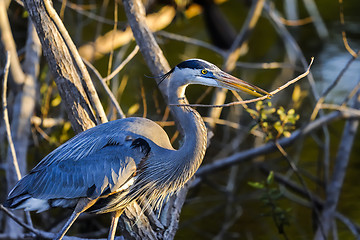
[279,16,313,26]
[83,59,126,119]
[43,0,108,124]
[156,31,224,56]
[2,52,21,181]
[310,50,360,120]
[339,0,358,58]
[103,45,139,82]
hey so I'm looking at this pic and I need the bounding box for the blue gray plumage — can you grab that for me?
[5,118,176,213]
[4,59,269,240]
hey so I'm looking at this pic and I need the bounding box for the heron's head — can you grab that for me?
[164,59,269,97]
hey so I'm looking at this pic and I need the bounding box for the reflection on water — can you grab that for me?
[314,34,360,103]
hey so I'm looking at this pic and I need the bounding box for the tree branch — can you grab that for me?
[23,0,98,133]
[2,52,21,180]
[42,0,107,124]
[196,109,355,177]
[314,92,360,239]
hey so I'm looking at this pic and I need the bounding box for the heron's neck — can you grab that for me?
[168,84,207,183]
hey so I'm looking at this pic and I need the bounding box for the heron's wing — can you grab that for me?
[29,118,171,171]
[7,135,150,202]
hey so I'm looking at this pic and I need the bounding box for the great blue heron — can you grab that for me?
[4,59,269,240]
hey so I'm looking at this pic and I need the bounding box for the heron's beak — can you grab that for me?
[215,71,270,98]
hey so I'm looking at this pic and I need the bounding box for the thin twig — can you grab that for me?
[156,31,224,56]
[334,212,360,239]
[103,45,139,82]
[320,104,360,117]
[0,2,25,85]
[302,0,329,38]
[2,52,21,180]
[83,59,126,119]
[140,78,147,118]
[195,109,354,177]
[275,141,325,237]
[264,2,319,101]
[236,61,299,70]
[341,78,360,105]
[106,1,118,78]
[56,0,124,26]
[314,91,360,240]
[0,204,42,237]
[339,0,357,58]
[59,0,67,19]
[206,0,265,130]
[310,50,360,120]
[260,166,360,238]
[172,57,314,108]
[1,204,122,240]
[265,0,331,200]
[279,16,313,26]
[227,0,265,57]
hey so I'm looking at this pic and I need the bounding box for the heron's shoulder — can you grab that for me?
[102,117,173,149]
[104,117,162,131]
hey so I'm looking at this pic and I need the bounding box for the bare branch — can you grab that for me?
[236,61,299,70]
[2,51,21,180]
[156,31,224,56]
[310,50,360,120]
[320,104,360,117]
[56,0,124,26]
[226,0,265,59]
[23,0,98,133]
[0,204,44,238]
[31,116,65,128]
[279,16,313,26]
[196,109,356,177]
[260,167,360,238]
[122,0,191,238]
[0,203,126,240]
[314,92,360,240]
[83,59,126,119]
[302,0,328,38]
[264,2,319,101]
[338,0,357,57]
[78,6,175,61]
[0,1,25,85]
[43,0,107,124]
[103,45,139,82]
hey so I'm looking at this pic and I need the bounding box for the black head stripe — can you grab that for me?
[176,59,212,70]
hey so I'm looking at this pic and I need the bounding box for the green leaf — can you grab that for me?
[283,131,291,138]
[248,181,265,189]
[22,11,29,18]
[267,171,274,184]
[274,121,283,134]
[127,103,140,116]
[256,101,263,111]
[292,84,301,103]
[51,95,62,107]
[246,108,259,117]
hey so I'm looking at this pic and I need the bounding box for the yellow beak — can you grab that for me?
[216,71,270,98]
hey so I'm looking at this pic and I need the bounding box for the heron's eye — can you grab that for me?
[201,69,208,74]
